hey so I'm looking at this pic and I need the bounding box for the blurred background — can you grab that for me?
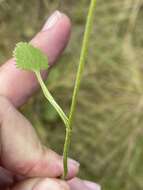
[0,0,143,189]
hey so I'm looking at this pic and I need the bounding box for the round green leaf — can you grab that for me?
[13,42,49,71]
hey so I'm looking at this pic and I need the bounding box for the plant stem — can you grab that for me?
[35,71,69,128]
[63,0,97,178]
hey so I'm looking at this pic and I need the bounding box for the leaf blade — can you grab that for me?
[13,42,49,71]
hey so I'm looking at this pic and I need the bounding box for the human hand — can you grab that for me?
[0,11,100,190]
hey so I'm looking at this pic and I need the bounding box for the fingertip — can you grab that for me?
[42,10,72,34]
[65,158,80,179]
[68,178,101,190]
[60,12,72,35]
[84,180,101,190]
[31,11,72,66]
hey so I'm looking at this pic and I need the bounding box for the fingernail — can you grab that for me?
[42,10,63,31]
[84,181,101,190]
[68,158,80,168]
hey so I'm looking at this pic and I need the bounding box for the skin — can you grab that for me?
[0,11,100,190]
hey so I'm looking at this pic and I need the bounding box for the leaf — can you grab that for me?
[13,42,49,71]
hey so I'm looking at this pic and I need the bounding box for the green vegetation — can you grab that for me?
[1,0,143,189]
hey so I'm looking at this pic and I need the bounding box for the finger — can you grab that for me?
[0,97,79,179]
[0,11,71,107]
[12,178,70,190]
[68,178,101,190]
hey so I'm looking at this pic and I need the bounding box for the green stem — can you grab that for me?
[63,0,97,178]
[35,71,69,128]
[63,127,72,179]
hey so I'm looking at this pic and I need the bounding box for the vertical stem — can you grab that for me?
[63,0,97,178]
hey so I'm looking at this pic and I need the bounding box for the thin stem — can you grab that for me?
[63,0,97,178]
[69,0,97,127]
[35,71,69,128]
[62,127,72,179]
